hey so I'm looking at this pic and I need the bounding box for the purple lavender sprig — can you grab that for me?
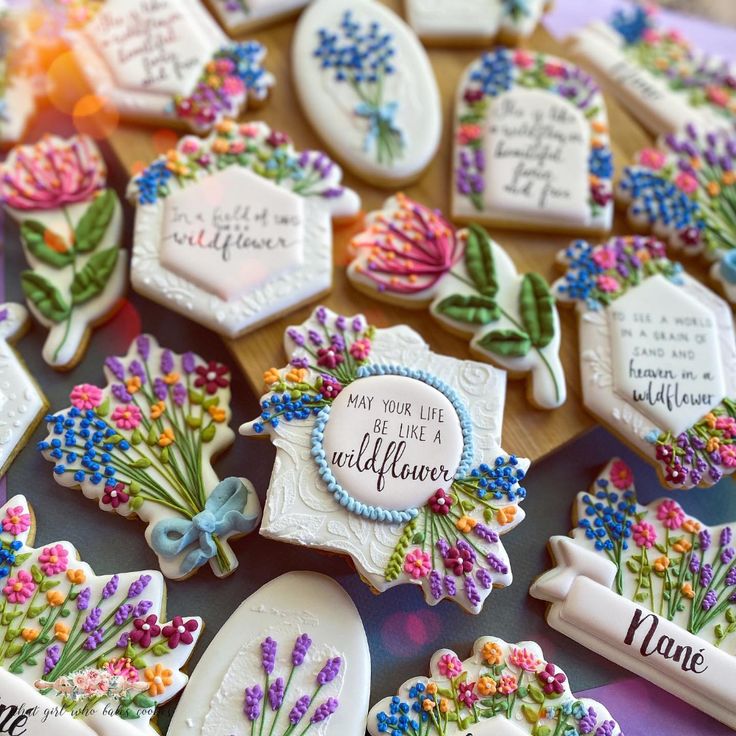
[244,684,263,721]
[316,657,341,685]
[261,637,277,675]
[292,633,312,666]
[288,695,311,725]
[310,697,338,723]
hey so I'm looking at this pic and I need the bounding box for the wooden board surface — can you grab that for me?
[100,1,710,461]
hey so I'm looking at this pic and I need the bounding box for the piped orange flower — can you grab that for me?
[286,368,308,384]
[144,664,173,696]
[263,368,281,386]
[672,537,692,554]
[164,371,180,385]
[682,519,701,534]
[158,428,175,447]
[126,376,142,394]
[455,515,476,533]
[208,406,226,423]
[482,641,504,665]
[477,676,497,696]
[21,628,39,642]
[653,556,670,573]
[47,590,65,607]
[496,506,517,525]
[55,622,70,642]
[151,401,166,420]
[66,569,86,585]
[681,582,695,599]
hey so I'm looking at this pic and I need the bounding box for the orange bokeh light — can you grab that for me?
[152,129,180,154]
[73,94,120,140]
[46,51,90,115]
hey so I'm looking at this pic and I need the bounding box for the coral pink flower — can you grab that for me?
[228,139,246,154]
[543,61,566,77]
[609,460,633,490]
[180,139,201,155]
[497,674,518,695]
[70,383,103,410]
[721,445,736,468]
[3,570,36,603]
[39,544,69,576]
[2,505,31,535]
[592,247,617,269]
[349,338,371,361]
[707,86,729,108]
[106,658,140,683]
[111,404,143,430]
[458,123,482,145]
[403,549,432,579]
[437,653,463,678]
[508,647,543,672]
[638,148,667,170]
[596,275,620,293]
[656,499,685,529]
[642,28,661,44]
[632,521,657,548]
[222,76,246,96]
[675,172,698,194]
[513,50,534,68]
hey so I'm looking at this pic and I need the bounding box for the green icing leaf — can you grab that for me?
[464,224,497,297]
[434,294,499,325]
[528,684,545,704]
[75,189,116,253]
[522,704,539,723]
[133,693,156,709]
[70,246,119,306]
[477,328,532,358]
[21,271,70,323]
[519,272,556,349]
[21,220,74,267]
[201,424,216,442]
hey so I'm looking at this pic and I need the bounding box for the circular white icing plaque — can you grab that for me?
[320,374,464,511]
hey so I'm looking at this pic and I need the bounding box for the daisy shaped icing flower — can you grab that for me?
[240,306,529,614]
[38,335,261,580]
[368,636,623,735]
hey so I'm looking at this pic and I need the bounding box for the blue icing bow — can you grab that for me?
[354,100,402,153]
[151,477,258,574]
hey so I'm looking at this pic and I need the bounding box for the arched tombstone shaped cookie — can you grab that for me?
[65,0,274,133]
[0,493,202,735]
[405,0,550,47]
[240,306,529,614]
[127,120,360,338]
[0,304,47,477]
[368,636,623,735]
[38,335,261,580]
[554,236,736,489]
[292,0,442,186]
[452,49,614,234]
[346,195,566,409]
[169,571,370,735]
[531,458,736,730]
[570,6,736,137]
[617,125,736,305]
[0,135,126,370]
[206,0,309,36]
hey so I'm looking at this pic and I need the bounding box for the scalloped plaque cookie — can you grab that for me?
[347,195,566,409]
[405,0,550,46]
[570,6,736,136]
[531,458,736,729]
[618,125,736,306]
[206,0,308,35]
[0,493,202,735]
[38,335,261,580]
[240,306,529,614]
[127,120,359,338]
[0,135,126,370]
[554,236,736,489]
[292,0,442,186]
[170,571,370,735]
[66,0,274,132]
[452,49,614,234]
[368,636,623,735]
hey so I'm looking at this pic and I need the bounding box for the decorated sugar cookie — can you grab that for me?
[531,459,736,729]
[66,0,274,132]
[368,636,623,735]
[405,0,550,46]
[0,304,47,477]
[0,135,126,370]
[39,335,261,579]
[292,0,442,186]
[170,571,370,735]
[0,8,36,145]
[452,49,614,234]
[570,6,736,136]
[347,196,566,409]
[554,236,736,489]
[127,120,360,338]
[240,306,529,614]
[0,493,202,735]
[618,125,736,305]
[206,0,308,35]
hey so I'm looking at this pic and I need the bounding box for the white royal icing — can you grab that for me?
[207,0,309,35]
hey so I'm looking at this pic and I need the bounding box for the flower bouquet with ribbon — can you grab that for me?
[38,335,261,580]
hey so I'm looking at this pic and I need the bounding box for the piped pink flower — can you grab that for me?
[437,653,463,678]
[707,86,729,108]
[39,544,69,576]
[596,275,620,293]
[111,404,143,430]
[349,338,371,361]
[675,172,698,194]
[656,499,685,530]
[497,674,518,695]
[70,383,103,410]
[513,50,535,69]
[2,505,31,535]
[3,569,36,603]
[721,445,736,468]
[592,247,617,269]
[638,148,667,170]
[458,123,482,145]
[508,647,543,672]
[609,460,633,490]
[403,549,432,579]
[543,61,566,77]
[632,521,657,549]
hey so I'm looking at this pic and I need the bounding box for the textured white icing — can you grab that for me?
[292,0,442,185]
[207,0,308,34]
[321,374,464,510]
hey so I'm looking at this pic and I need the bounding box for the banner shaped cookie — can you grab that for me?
[240,306,528,614]
[452,49,614,234]
[0,135,126,370]
[405,0,550,46]
[206,0,308,35]
[0,493,202,735]
[170,571,370,735]
[347,195,566,409]
[127,120,360,338]
[368,636,623,735]
[555,236,736,490]
[570,6,735,136]
[292,0,442,186]
[0,9,36,145]
[618,125,736,305]
[39,335,261,580]
[531,459,736,730]
[66,0,274,132]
